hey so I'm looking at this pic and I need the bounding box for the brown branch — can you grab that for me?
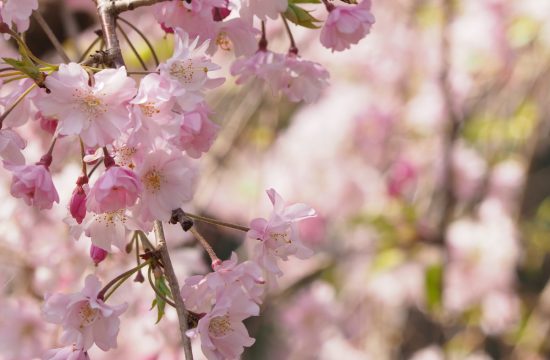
[154,220,194,360]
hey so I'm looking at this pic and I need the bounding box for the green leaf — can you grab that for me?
[154,295,166,324]
[2,56,44,84]
[157,276,173,300]
[283,3,321,29]
[425,264,443,311]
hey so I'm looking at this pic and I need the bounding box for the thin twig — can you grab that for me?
[189,227,220,264]
[32,11,71,63]
[117,16,160,66]
[117,22,148,70]
[185,212,250,232]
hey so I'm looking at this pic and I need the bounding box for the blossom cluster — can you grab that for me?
[0,0,375,358]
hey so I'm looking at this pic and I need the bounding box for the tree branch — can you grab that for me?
[154,220,194,360]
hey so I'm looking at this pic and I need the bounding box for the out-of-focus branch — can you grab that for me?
[435,0,459,242]
[32,11,71,63]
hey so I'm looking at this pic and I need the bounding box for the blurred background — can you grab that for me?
[2,0,550,359]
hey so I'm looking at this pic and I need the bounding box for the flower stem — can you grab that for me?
[98,260,151,300]
[189,227,220,265]
[184,212,250,232]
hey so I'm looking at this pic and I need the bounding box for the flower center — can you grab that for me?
[169,60,208,84]
[74,90,106,118]
[95,209,126,227]
[270,231,291,244]
[216,32,232,51]
[114,146,137,169]
[78,302,100,328]
[208,315,232,337]
[142,168,164,193]
[139,102,160,118]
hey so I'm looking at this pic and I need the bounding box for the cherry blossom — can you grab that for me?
[0,0,38,34]
[133,149,197,222]
[240,0,288,22]
[5,161,59,210]
[170,104,220,159]
[320,0,375,52]
[86,166,142,213]
[0,128,26,165]
[247,189,316,276]
[36,63,136,147]
[83,209,140,251]
[190,286,259,360]
[42,274,128,351]
[44,345,90,360]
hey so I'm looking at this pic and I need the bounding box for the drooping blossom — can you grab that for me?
[36,63,136,147]
[277,54,330,103]
[0,0,38,34]
[44,345,90,360]
[5,160,59,210]
[190,286,259,360]
[170,104,220,159]
[159,30,224,111]
[86,166,142,213]
[320,0,375,52]
[42,274,128,351]
[0,128,26,165]
[133,149,197,222]
[181,253,265,313]
[230,50,285,85]
[247,189,316,276]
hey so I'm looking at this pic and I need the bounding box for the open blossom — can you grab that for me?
[320,0,375,52]
[86,166,142,213]
[181,253,265,313]
[247,189,316,276]
[0,128,26,165]
[83,209,140,251]
[159,29,224,111]
[36,63,136,147]
[170,104,220,159]
[42,274,128,351]
[190,286,259,360]
[230,50,285,85]
[133,149,198,222]
[6,162,59,210]
[278,54,330,103]
[0,0,38,33]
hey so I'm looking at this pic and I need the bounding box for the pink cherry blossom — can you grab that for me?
[44,345,90,360]
[230,50,285,85]
[0,128,26,165]
[170,104,220,159]
[37,112,59,135]
[181,253,265,313]
[5,162,59,210]
[190,286,259,360]
[0,0,38,34]
[36,63,136,147]
[133,149,198,222]
[42,274,128,351]
[247,189,316,276]
[320,0,375,52]
[87,166,142,213]
[278,54,330,103]
[207,18,259,57]
[159,30,224,111]
[83,209,140,251]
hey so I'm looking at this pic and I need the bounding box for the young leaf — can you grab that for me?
[284,3,321,29]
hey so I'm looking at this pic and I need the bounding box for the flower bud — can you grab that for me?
[70,185,87,224]
[90,244,108,266]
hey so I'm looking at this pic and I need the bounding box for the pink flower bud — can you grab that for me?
[87,166,142,213]
[70,184,87,224]
[5,163,59,210]
[89,244,108,265]
[212,6,231,21]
